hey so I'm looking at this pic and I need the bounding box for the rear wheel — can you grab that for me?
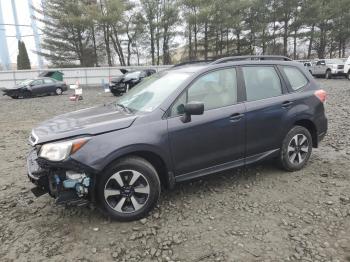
[325,70,332,79]
[97,156,161,221]
[279,126,312,171]
[347,71,350,80]
[55,87,63,95]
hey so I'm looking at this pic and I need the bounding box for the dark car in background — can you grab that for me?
[109,69,156,96]
[26,56,327,221]
[1,77,68,99]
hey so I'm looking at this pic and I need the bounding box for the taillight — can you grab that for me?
[314,89,327,103]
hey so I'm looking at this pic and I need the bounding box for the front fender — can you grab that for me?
[98,144,172,173]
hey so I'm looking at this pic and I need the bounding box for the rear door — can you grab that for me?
[43,78,57,93]
[241,65,294,161]
[167,67,246,177]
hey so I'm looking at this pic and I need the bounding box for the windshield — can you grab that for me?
[326,59,344,64]
[125,71,141,79]
[18,79,33,85]
[116,71,190,112]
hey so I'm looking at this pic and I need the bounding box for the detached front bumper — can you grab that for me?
[26,149,93,205]
[27,149,49,187]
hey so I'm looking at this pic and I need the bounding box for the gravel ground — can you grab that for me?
[0,79,349,262]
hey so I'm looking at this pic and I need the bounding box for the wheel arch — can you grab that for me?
[294,119,318,148]
[99,146,174,190]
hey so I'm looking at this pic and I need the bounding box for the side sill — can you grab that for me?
[245,149,280,165]
[175,158,244,183]
[174,149,280,183]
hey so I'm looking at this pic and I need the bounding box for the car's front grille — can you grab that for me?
[337,65,344,69]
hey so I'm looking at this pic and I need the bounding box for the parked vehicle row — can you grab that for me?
[109,69,156,96]
[298,58,349,79]
[1,77,68,99]
[26,55,327,221]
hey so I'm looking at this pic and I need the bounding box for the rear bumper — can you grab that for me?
[62,85,68,92]
[315,115,327,146]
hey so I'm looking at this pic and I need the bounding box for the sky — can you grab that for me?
[1,0,43,68]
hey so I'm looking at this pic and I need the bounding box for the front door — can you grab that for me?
[30,79,45,95]
[167,67,245,177]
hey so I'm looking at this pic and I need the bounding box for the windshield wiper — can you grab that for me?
[116,103,132,114]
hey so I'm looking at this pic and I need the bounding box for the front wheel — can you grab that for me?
[279,126,312,171]
[97,156,161,221]
[21,90,32,99]
[347,71,350,81]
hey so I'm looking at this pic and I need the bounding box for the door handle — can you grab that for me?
[229,113,244,122]
[282,101,293,108]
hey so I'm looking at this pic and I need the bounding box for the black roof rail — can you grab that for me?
[172,59,214,68]
[211,55,292,64]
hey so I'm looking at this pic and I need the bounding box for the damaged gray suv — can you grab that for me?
[27,56,328,221]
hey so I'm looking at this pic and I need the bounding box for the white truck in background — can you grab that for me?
[308,59,346,79]
[344,56,350,80]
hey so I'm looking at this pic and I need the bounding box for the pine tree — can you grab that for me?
[17,40,31,70]
[21,41,31,69]
[16,40,22,69]
[39,0,97,67]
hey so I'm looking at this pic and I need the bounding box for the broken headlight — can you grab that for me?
[39,137,90,162]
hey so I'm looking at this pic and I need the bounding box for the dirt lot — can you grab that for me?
[0,79,349,262]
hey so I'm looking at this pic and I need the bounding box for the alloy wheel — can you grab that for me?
[56,88,63,95]
[104,170,150,213]
[287,134,309,165]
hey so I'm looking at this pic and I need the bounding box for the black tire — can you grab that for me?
[55,87,63,95]
[325,70,332,79]
[21,90,32,99]
[279,126,312,172]
[96,156,161,221]
[347,71,350,81]
[10,95,19,99]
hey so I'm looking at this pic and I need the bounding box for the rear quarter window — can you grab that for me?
[282,66,308,91]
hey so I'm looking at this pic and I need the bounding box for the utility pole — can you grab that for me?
[0,1,11,70]
[11,0,22,41]
[28,0,44,69]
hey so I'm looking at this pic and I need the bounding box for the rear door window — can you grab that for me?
[242,66,282,101]
[32,79,44,86]
[282,66,308,91]
[44,78,55,84]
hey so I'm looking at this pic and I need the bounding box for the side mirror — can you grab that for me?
[181,102,204,123]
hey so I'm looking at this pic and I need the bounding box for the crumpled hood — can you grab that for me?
[111,76,124,83]
[31,104,137,145]
[2,85,26,91]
